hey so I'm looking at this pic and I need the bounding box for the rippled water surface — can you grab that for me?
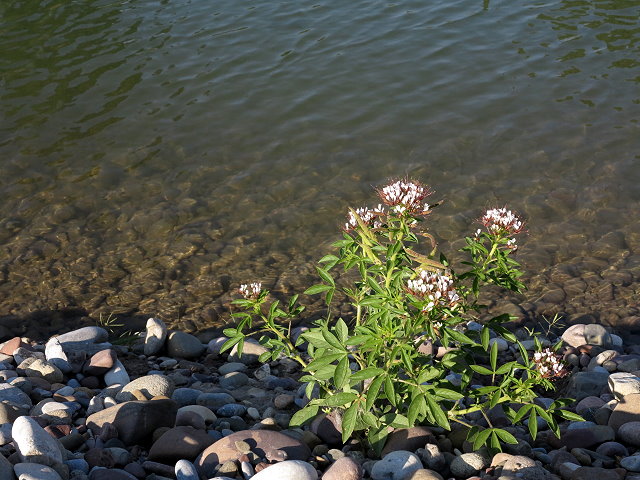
[1,0,639,337]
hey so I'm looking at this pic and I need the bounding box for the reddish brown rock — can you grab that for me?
[382,427,436,457]
[44,425,73,439]
[323,456,364,480]
[86,399,177,445]
[310,411,342,446]
[148,426,215,463]
[196,430,311,477]
[83,349,117,376]
[0,337,27,355]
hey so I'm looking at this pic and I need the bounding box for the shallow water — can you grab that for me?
[1,0,639,337]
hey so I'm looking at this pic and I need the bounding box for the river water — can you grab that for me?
[1,0,639,338]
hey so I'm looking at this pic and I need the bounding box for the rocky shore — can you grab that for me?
[1,319,640,480]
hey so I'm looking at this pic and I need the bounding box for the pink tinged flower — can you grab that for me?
[239,282,262,300]
[407,270,460,312]
[532,348,569,379]
[377,179,433,215]
[481,207,524,235]
[344,205,385,231]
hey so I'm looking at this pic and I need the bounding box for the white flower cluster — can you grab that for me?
[407,270,460,312]
[378,179,432,215]
[344,204,385,231]
[239,282,262,299]
[481,208,524,235]
[532,348,568,378]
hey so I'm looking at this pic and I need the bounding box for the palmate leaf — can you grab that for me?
[472,428,492,451]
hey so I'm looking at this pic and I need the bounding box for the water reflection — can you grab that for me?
[0,0,638,338]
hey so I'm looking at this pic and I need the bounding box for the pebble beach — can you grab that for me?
[2,319,640,480]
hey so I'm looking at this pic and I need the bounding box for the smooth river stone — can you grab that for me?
[17,357,63,384]
[167,331,205,359]
[251,460,318,480]
[0,454,14,480]
[86,399,177,445]
[104,359,130,386]
[196,430,311,477]
[13,463,63,480]
[144,318,167,356]
[175,459,200,480]
[55,326,109,346]
[44,338,71,374]
[562,324,587,348]
[115,374,175,402]
[609,395,640,431]
[0,383,32,407]
[83,349,117,376]
[608,372,640,400]
[12,416,64,470]
[148,426,215,462]
[372,451,423,480]
[250,460,318,480]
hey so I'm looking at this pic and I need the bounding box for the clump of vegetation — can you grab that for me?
[223,178,579,453]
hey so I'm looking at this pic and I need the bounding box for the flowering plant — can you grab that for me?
[222,178,580,454]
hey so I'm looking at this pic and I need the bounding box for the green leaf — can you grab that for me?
[346,334,370,345]
[321,329,345,351]
[408,393,426,426]
[290,404,319,427]
[470,365,493,376]
[335,318,349,343]
[334,356,350,390]
[489,390,502,409]
[368,426,389,457]
[554,409,584,422]
[472,428,492,450]
[528,410,538,439]
[481,326,490,350]
[361,411,378,428]
[350,367,384,382]
[258,351,271,363]
[305,380,316,400]
[490,341,498,371]
[382,413,410,428]
[302,330,335,350]
[534,406,553,424]
[306,353,344,372]
[513,404,533,423]
[220,336,241,354]
[444,327,477,346]
[495,361,516,375]
[341,404,358,443]
[305,284,333,295]
[490,431,501,450]
[312,364,337,381]
[417,367,441,384]
[494,428,518,444]
[426,394,450,429]
[384,376,397,407]
[365,376,384,411]
[316,266,336,286]
[432,388,464,401]
[321,392,358,407]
